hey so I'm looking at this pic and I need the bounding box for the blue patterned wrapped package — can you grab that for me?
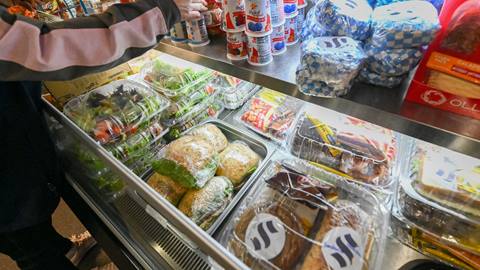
[364,43,423,76]
[315,0,372,41]
[375,0,444,11]
[301,8,330,42]
[371,0,440,49]
[358,68,405,88]
[297,36,367,97]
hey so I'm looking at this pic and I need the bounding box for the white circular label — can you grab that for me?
[321,227,365,270]
[245,213,286,260]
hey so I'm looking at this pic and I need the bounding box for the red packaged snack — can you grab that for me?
[406,0,480,119]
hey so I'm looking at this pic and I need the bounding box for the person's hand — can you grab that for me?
[174,0,207,21]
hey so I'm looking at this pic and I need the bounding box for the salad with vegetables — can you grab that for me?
[64,80,168,145]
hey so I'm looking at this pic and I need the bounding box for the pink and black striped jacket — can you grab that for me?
[0,0,180,232]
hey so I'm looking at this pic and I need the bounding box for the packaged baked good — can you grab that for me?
[287,107,396,188]
[178,176,233,230]
[216,141,261,187]
[212,73,260,110]
[218,157,388,270]
[187,123,229,153]
[141,54,213,101]
[152,135,218,189]
[398,142,480,254]
[147,172,189,206]
[64,80,169,145]
[237,88,304,143]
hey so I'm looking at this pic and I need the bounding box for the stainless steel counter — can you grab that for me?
[156,38,480,158]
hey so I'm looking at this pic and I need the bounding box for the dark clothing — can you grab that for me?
[0,0,180,233]
[0,219,75,270]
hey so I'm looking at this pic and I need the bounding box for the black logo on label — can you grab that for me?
[345,0,358,9]
[251,220,278,250]
[331,234,359,268]
[323,37,349,48]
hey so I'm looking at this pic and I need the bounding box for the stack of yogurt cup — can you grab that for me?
[284,0,306,46]
[270,0,286,56]
[222,0,275,65]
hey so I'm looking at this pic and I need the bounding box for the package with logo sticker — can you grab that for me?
[287,105,397,195]
[396,141,480,258]
[314,0,373,41]
[217,157,388,270]
[296,36,367,97]
[407,0,480,119]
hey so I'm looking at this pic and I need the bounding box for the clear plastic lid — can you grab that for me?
[141,54,213,100]
[217,157,388,270]
[236,88,304,143]
[162,77,218,126]
[63,79,169,145]
[165,101,224,141]
[397,141,480,255]
[287,106,397,189]
[151,135,218,189]
[211,73,261,110]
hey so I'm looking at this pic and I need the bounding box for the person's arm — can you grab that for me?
[0,0,190,81]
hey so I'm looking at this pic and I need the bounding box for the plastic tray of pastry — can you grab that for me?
[236,88,304,144]
[211,73,261,110]
[146,119,274,233]
[140,54,214,101]
[287,105,397,192]
[216,156,389,270]
[391,207,480,270]
[397,141,480,256]
[63,79,170,145]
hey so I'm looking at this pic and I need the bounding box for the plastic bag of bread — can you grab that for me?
[287,106,397,190]
[187,123,229,153]
[216,141,261,187]
[397,141,480,255]
[178,176,233,230]
[152,135,218,189]
[218,157,388,270]
[147,173,188,206]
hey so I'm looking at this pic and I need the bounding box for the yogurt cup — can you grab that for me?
[283,0,297,16]
[222,0,246,32]
[204,8,222,26]
[245,0,272,36]
[186,18,210,47]
[170,21,188,43]
[247,33,273,66]
[271,23,286,55]
[297,0,306,8]
[270,0,285,26]
[226,31,248,60]
[284,13,299,45]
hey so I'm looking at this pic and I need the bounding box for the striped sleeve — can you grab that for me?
[0,0,180,81]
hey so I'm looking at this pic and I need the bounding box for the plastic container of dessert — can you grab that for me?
[140,54,214,101]
[396,141,480,257]
[211,73,261,109]
[287,105,397,192]
[63,79,170,145]
[236,88,304,143]
[216,156,388,270]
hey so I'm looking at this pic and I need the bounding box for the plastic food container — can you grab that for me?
[396,142,480,256]
[211,73,260,109]
[217,157,388,270]
[283,0,297,16]
[237,88,303,143]
[222,0,246,32]
[247,33,273,66]
[162,76,217,125]
[226,31,248,60]
[141,54,213,101]
[287,106,397,191]
[64,79,170,145]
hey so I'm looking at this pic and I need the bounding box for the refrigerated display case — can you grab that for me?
[41,34,479,270]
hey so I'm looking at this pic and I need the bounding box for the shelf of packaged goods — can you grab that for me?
[156,38,480,159]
